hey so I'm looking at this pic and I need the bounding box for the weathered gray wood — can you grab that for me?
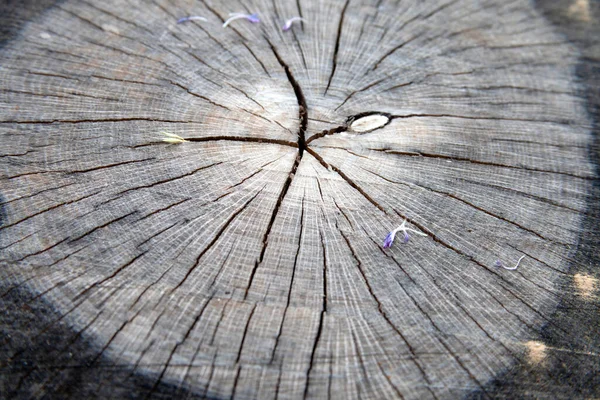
[1,0,599,398]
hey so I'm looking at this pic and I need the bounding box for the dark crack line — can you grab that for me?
[175,43,231,80]
[72,252,144,303]
[116,162,223,197]
[334,78,387,111]
[357,165,412,189]
[295,0,305,31]
[90,74,164,87]
[209,299,231,347]
[5,88,121,102]
[313,170,326,204]
[134,137,297,148]
[274,365,284,400]
[490,137,587,150]
[240,107,276,125]
[368,229,542,340]
[374,357,405,399]
[168,80,231,110]
[270,192,305,364]
[458,177,583,213]
[90,320,130,366]
[26,269,89,307]
[339,231,434,388]
[13,237,70,262]
[367,231,516,365]
[389,207,573,337]
[185,137,295,147]
[44,243,91,269]
[0,150,35,158]
[207,245,235,293]
[332,198,355,229]
[129,184,267,310]
[127,339,156,378]
[458,177,583,214]
[80,0,155,35]
[306,147,385,213]
[230,366,243,400]
[394,255,520,364]
[169,189,263,294]
[419,185,550,241]
[0,231,37,253]
[69,158,155,174]
[69,210,138,243]
[235,304,257,364]
[382,80,415,93]
[369,148,594,181]
[5,171,61,180]
[145,297,212,400]
[325,0,350,94]
[372,35,419,71]
[0,191,101,231]
[227,154,289,191]
[371,0,460,71]
[360,168,551,243]
[198,0,271,77]
[57,6,137,42]
[390,113,586,134]
[0,118,199,125]
[319,229,328,313]
[242,43,308,299]
[136,222,180,249]
[506,246,569,276]
[242,154,301,299]
[305,125,346,144]
[291,28,309,70]
[136,198,191,223]
[268,41,308,154]
[302,306,326,400]
[226,83,266,110]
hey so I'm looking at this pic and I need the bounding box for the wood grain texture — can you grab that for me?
[0,0,598,398]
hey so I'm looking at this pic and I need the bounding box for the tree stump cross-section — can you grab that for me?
[0,0,597,399]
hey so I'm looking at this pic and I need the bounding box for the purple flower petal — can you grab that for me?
[383,232,395,249]
[246,13,260,23]
[223,13,260,28]
[403,231,410,243]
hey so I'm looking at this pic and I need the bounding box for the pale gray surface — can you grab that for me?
[0,0,596,398]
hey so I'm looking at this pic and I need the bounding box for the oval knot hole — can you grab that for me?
[349,113,390,133]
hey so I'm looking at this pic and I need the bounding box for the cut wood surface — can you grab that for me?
[1,0,599,398]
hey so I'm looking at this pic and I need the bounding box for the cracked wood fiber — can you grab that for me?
[1,0,599,399]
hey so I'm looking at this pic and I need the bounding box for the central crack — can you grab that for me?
[269,42,308,156]
[244,43,390,299]
[243,42,308,299]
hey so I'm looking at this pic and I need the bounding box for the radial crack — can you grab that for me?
[243,42,308,298]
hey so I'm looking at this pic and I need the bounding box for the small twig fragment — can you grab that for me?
[383,219,427,249]
[494,255,525,270]
[177,16,207,24]
[282,17,305,31]
[160,131,188,144]
[223,13,260,28]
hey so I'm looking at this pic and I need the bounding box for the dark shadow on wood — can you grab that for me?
[469,0,600,397]
[0,284,224,399]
